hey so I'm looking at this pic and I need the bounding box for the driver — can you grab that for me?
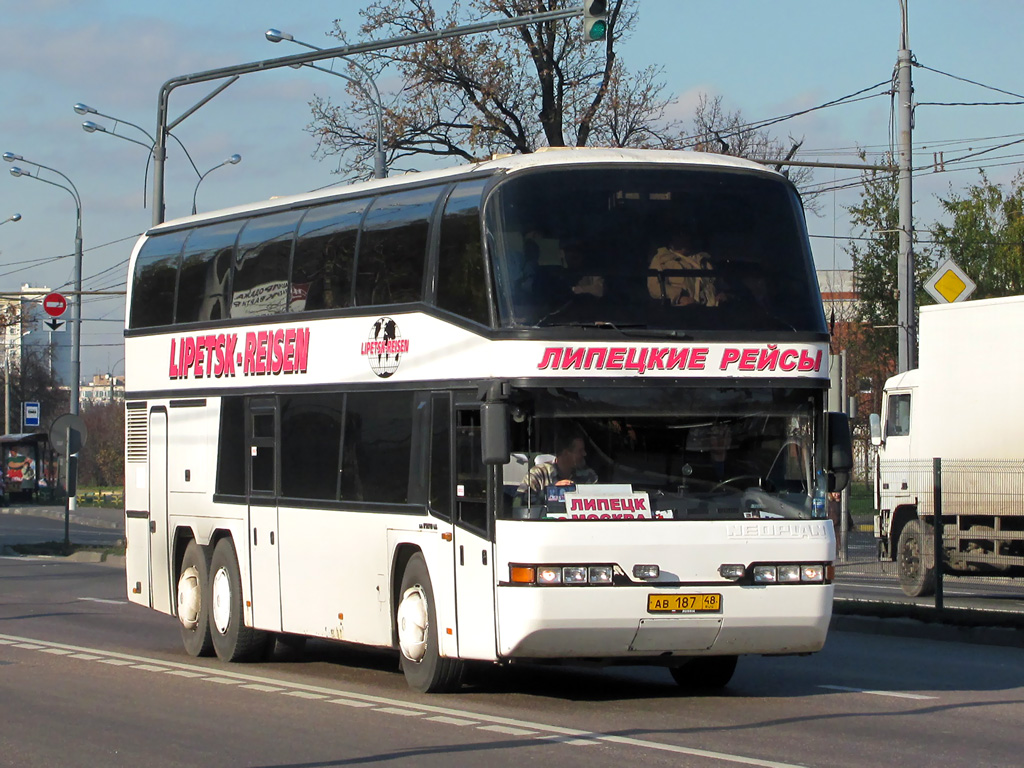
[516,430,598,503]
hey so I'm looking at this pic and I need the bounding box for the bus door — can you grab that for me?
[452,406,496,659]
[247,398,282,632]
[148,407,171,612]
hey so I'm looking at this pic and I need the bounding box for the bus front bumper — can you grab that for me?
[495,583,833,660]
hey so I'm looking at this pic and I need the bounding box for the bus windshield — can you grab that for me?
[500,386,820,522]
[487,166,825,333]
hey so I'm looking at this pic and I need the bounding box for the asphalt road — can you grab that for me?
[3,554,1024,767]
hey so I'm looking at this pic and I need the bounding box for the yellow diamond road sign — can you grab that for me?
[925,258,976,304]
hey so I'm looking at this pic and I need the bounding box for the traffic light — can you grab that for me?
[583,0,608,43]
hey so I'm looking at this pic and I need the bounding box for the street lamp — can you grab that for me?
[192,154,241,215]
[4,150,84,529]
[76,103,204,207]
[266,28,387,179]
[1,213,21,226]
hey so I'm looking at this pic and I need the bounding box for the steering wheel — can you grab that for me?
[711,475,764,494]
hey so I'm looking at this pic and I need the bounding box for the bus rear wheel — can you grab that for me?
[209,538,268,662]
[396,553,463,693]
[670,655,738,691]
[177,540,214,657]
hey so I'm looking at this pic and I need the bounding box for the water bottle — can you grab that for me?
[812,469,827,519]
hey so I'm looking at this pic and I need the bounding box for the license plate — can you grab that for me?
[647,593,722,613]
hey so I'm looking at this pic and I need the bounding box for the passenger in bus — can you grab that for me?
[647,230,719,307]
[515,431,598,502]
[563,239,605,298]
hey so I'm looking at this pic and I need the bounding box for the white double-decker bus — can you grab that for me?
[124,148,852,692]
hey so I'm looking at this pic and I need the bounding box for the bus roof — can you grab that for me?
[150,147,781,234]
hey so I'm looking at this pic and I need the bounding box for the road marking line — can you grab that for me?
[0,631,810,768]
[479,724,538,737]
[69,653,103,660]
[427,715,479,726]
[40,648,73,655]
[241,683,284,693]
[77,597,124,605]
[131,663,169,671]
[819,684,937,700]
[284,690,327,700]
[99,659,135,666]
[537,734,600,745]
[374,706,422,717]
[164,669,205,678]
[203,676,242,685]
[330,698,375,708]
[14,643,43,649]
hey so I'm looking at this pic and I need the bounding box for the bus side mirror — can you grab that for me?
[481,402,510,465]
[868,413,883,447]
[826,411,853,493]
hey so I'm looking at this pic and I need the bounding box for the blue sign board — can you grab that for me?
[24,401,40,429]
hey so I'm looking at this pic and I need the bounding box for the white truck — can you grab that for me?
[870,295,1024,596]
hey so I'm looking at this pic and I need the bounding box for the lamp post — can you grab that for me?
[4,151,83,529]
[265,28,387,179]
[192,154,241,215]
[76,103,205,207]
[1,213,21,226]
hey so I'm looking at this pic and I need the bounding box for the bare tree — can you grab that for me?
[307,0,681,175]
[307,1,815,204]
[685,94,818,211]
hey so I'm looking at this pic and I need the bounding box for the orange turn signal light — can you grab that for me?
[510,566,536,584]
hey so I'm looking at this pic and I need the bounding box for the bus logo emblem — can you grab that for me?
[361,317,409,378]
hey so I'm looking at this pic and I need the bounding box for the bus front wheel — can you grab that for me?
[209,538,268,662]
[396,553,463,693]
[177,540,214,657]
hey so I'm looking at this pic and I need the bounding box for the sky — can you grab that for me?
[2,0,1023,378]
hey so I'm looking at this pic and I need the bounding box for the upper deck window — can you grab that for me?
[356,186,443,306]
[176,220,244,324]
[487,167,825,334]
[292,198,368,311]
[130,229,188,328]
[231,210,304,318]
[436,179,489,325]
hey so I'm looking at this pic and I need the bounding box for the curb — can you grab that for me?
[0,506,122,531]
[832,598,1024,648]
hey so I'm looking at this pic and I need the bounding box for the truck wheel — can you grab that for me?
[209,538,268,662]
[177,541,214,657]
[670,655,738,690]
[897,519,936,597]
[396,552,463,693]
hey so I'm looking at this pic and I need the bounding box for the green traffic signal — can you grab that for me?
[583,0,608,42]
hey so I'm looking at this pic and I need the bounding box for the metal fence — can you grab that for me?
[836,458,1024,613]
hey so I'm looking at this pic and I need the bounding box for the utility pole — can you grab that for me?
[897,0,916,372]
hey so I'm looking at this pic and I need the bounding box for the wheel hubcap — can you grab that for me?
[177,566,201,630]
[397,585,428,662]
[212,567,232,635]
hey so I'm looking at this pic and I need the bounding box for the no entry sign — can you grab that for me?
[43,292,67,317]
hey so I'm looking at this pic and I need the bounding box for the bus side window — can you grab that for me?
[130,230,188,328]
[280,393,343,501]
[456,409,488,535]
[436,179,489,326]
[342,391,414,504]
[292,198,366,311]
[176,220,243,324]
[231,210,303,319]
[356,186,443,306]
[216,396,246,497]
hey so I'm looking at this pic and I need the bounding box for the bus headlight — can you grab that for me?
[509,563,616,586]
[753,565,778,583]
